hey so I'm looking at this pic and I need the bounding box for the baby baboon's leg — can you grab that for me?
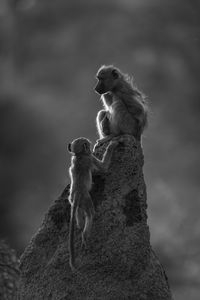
[75,207,84,229]
[81,195,95,248]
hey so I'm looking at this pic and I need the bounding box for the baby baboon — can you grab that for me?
[95,65,148,142]
[68,137,118,271]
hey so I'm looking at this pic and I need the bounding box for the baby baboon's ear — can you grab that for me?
[68,143,72,152]
[83,142,88,152]
[111,69,119,79]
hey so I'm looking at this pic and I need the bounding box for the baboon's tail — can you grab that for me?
[69,193,79,271]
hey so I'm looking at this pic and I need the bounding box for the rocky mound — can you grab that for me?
[18,135,173,299]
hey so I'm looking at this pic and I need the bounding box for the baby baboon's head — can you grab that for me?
[68,138,91,155]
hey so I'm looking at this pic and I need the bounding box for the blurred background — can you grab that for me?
[0,0,199,298]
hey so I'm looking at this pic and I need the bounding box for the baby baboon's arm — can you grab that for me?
[92,141,118,172]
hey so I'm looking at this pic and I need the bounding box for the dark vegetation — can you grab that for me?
[0,0,199,299]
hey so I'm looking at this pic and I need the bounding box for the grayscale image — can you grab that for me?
[0,1,199,299]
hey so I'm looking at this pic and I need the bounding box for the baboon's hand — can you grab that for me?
[108,140,119,148]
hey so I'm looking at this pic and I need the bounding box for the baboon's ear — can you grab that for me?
[111,69,119,79]
[83,143,88,152]
[68,143,72,152]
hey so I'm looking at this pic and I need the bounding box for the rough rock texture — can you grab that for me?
[18,135,173,299]
[0,240,19,300]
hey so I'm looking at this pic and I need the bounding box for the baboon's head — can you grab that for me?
[94,65,122,95]
[68,138,91,156]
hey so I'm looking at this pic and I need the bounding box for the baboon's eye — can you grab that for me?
[111,69,119,79]
[97,75,104,81]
